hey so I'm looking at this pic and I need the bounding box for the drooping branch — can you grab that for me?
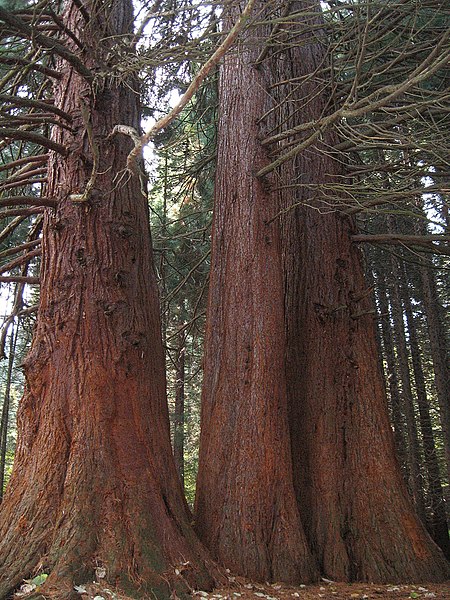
[0,128,68,155]
[0,248,41,275]
[0,239,41,261]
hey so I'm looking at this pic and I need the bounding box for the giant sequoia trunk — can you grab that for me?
[194,1,317,584]
[0,2,217,598]
[274,0,449,582]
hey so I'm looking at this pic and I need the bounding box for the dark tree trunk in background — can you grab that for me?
[374,269,409,475]
[0,323,15,503]
[388,255,426,521]
[174,342,185,487]
[420,264,450,495]
[195,0,317,584]
[269,0,449,582]
[401,267,450,559]
[0,2,217,598]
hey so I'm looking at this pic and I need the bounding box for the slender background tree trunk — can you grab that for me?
[401,266,450,558]
[174,341,186,487]
[388,254,426,520]
[420,264,450,494]
[0,323,16,503]
[374,269,409,476]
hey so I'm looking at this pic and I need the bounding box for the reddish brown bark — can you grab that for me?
[195,1,317,584]
[0,2,217,598]
[268,0,449,583]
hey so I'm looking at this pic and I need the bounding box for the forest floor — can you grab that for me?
[15,576,449,600]
[202,579,450,600]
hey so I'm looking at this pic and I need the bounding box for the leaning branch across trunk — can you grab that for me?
[352,234,450,255]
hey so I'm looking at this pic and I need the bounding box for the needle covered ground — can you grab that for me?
[13,572,450,600]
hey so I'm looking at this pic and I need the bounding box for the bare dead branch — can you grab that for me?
[120,0,257,170]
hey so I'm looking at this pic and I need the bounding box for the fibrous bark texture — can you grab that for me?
[195,1,317,584]
[272,0,449,583]
[0,2,217,598]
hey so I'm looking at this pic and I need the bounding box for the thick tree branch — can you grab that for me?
[352,234,450,255]
[0,196,56,208]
